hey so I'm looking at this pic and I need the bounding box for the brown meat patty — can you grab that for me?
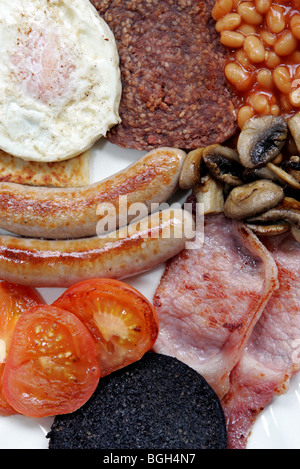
[91,0,238,151]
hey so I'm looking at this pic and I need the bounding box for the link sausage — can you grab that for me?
[0,208,195,288]
[0,147,186,240]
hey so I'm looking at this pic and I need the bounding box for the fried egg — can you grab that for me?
[0,0,122,162]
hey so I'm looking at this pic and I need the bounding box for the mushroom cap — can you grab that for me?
[224,179,285,220]
[179,146,217,190]
[282,156,300,183]
[266,162,300,190]
[291,225,300,243]
[248,197,300,230]
[288,113,300,153]
[203,145,243,187]
[237,116,288,169]
[247,221,290,237]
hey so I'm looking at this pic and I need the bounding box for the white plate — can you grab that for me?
[0,140,300,450]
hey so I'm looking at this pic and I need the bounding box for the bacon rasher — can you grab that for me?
[153,214,279,400]
[222,232,300,449]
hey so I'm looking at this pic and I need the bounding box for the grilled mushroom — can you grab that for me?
[291,225,300,243]
[243,165,282,184]
[288,112,300,152]
[244,161,300,190]
[282,156,300,183]
[286,135,298,156]
[247,221,290,237]
[194,174,224,215]
[202,145,243,186]
[248,197,300,229]
[179,146,214,190]
[237,116,288,169]
[266,162,300,190]
[224,179,285,220]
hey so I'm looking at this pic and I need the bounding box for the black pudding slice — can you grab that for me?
[47,353,227,449]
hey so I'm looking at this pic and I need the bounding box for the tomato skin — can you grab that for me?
[2,305,100,418]
[0,282,44,416]
[53,278,159,377]
[0,364,14,417]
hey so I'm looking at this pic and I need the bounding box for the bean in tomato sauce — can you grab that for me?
[212,0,300,128]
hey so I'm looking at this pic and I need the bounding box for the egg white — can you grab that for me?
[0,0,122,162]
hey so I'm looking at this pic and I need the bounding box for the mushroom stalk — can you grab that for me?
[194,174,224,216]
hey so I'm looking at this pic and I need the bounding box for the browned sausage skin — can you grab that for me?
[0,148,186,240]
[0,209,195,288]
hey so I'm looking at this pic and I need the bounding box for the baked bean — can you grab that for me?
[260,30,276,46]
[257,69,274,89]
[255,0,272,14]
[290,73,300,107]
[270,94,278,105]
[216,13,242,31]
[270,104,281,115]
[290,14,300,40]
[235,49,255,69]
[273,66,292,94]
[265,51,281,68]
[225,62,254,90]
[274,31,298,56]
[237,2,264,25]
[212,0,233,20]
[248,93,270,113]
[238,24,257,34]
[280,93,294,111]
[220,30,245,47]
[295,65,300,80]
[237,105,255,128]
[244,35,266,63]
[289,87,300,107]
[289,52,300,67]
[266,5,286,34]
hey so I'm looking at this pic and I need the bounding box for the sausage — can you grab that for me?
[0,147,186,240]
[0,208,195,288]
